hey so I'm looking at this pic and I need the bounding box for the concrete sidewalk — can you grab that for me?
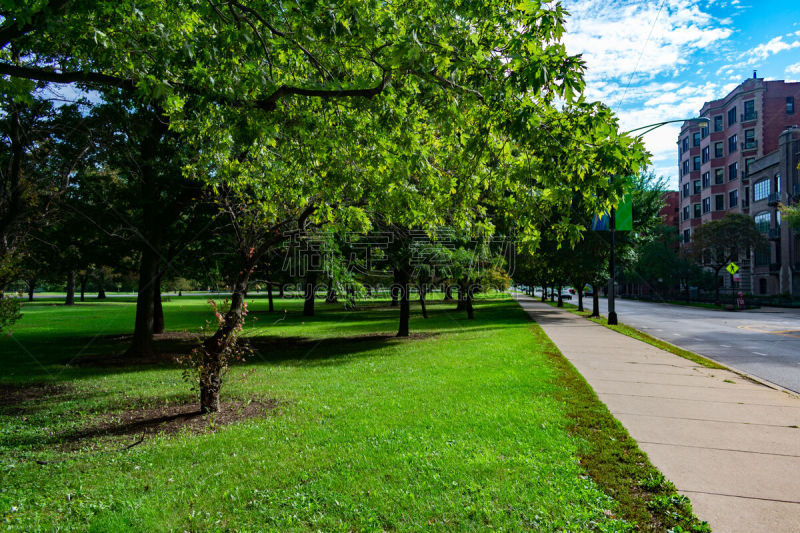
[515,295,800,533]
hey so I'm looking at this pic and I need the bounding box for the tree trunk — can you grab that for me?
[79,274,87,302]
[278,283,285,298]
[456,284,466,311]
[97,281,106,299]
[128,243,159,357]
[26,278,35,301]
[444,284,453,301]
[303,270,317,316]
[267,282,274,312]
[325,278,337,303]
[65,271,75,305]
[557,284,563,307]
[397,269,410,337]
[200,267,252,413]
[153,271,164,334]
[577,288,584,312]
[591,284,600,317]
[390,283,399,307]
[465,284,474,319]
[127,116,166,358]
[419,284,428,319]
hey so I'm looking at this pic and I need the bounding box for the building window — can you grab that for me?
[729,189,738,207]
[745,157,755,177]
[683,229,691,243]
[788,96,795,114]
[683,206,690,220]
[701,125,708,138]
[758,277,767,293]
[754,211,770,233]
[743,100,755,121]
[714,168,724,185]
[727,106,737,126]
[743,129,755,150]
[728,134,738,153]
[683,160,690,175]
[714,115,723,132]
[693,132,701,147]
[775,173,781,194]
[694,203,701,218]
[702,171,710,188]
[693,180,701,194]
[693,156,701,170]
[714,142,723,158]
[682,137,689,153]
[728,161,738,181]
[702,197,711,213]
[753,179,769,201]
[683,183,690,198]
[715,194,725,210]
[702,146,710,163]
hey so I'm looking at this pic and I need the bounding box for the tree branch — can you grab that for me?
[0,63,135,90]
[0,62,391,111]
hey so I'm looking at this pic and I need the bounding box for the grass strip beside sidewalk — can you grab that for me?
[544,299,726,370]
[527,317,711,532]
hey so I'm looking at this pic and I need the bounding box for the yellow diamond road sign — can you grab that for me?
[726,262,739,276]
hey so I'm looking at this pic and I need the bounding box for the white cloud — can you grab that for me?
[562,0,732,87]
[746,34,800,63]
[786,62,800,75]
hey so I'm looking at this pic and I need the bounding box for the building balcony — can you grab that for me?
[768,228,781,240]
[741,111,758,122]
[741,140,758,151]
[767,192,780,206]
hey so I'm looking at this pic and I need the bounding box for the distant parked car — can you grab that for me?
[560,289,572,300]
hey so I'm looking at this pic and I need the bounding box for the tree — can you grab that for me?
[689,214,767,303]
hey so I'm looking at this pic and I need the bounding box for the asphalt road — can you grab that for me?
[592,298,800,394]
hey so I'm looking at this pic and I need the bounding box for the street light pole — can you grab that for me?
[608,206,617,325]
[606,117,710,326]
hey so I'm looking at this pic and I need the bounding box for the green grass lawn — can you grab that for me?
[1,295,706,531]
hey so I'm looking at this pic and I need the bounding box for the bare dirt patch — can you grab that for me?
[65,399,279,442]
[0,383,73,407]
[73,331,201,366]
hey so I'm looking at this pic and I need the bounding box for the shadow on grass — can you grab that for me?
[1,300,520,386]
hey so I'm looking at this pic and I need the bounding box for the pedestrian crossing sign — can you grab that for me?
[726,262,739,275]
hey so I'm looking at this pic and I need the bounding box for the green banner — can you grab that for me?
[615,194,633,231]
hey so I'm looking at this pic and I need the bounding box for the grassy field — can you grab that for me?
[1,295,706,531]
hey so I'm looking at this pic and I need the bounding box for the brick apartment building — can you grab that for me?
[660,190,680,228]
[677,76,800,296]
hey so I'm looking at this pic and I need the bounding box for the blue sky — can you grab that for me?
[560,0,800,189]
